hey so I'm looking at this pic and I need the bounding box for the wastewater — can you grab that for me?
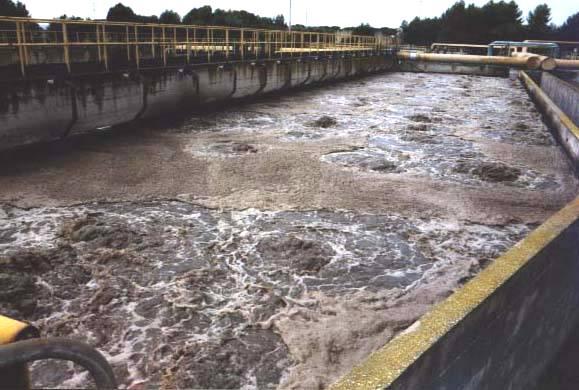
[0,72,576,389]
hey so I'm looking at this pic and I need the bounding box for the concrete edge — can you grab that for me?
[519,71,579,173]
[331,195,579,390]
[519,71,579,140]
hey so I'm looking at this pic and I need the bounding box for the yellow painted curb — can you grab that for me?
[332,196,579,390]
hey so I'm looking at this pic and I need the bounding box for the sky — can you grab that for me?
[19,0,578,27]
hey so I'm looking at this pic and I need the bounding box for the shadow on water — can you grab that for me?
[0,72,392,176]
[0,126,148,177]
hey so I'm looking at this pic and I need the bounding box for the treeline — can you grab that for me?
[105,3,287,29]
[105,4,398,36]
[1,0,576,42]
[0,1,397,36]
[402,1,579,45]
[290,24,397,35]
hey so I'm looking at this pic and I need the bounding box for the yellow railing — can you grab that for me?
[0,17,400,76]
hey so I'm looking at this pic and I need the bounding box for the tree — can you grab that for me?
[527,4,552,38]
[106,3,158,23]
[351,23,375,36]
[438,1,469,42]
[401,0,527,45]
[481,0,524,42]
[0,0,29,17]
[180,6,290,29]
[402,16,442,45]
[274,15,286,28]
[556,12,579,41]
[159,10,180,24]
[182,6,213,25]
[0,0,33,36]
[106,3,138,22]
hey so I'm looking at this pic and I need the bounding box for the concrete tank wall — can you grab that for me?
[0,80,74,147]
[520,71,579,173]
[69,74,145,136]
[541,72,579,127]
[0,55,394,150]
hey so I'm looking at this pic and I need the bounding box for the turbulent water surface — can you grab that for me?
[0,72,577,389]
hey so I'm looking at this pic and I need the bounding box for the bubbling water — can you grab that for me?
[0,201,532,388]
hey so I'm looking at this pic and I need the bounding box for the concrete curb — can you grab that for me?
[332,196,579,389]
[519,71,579,173]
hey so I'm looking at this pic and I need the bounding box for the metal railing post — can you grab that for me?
[102,24,108,71]
[173,27,176,62]
[62,22,71,73]
[15,22,26,77]
[186,28,191,64]
[162,26,167,66]
[240,29,245,61]
[20,22,29,67]
[225,28,229,60]
[96,24,102,63]
[126,25,130,61]
[193,28,197,58]
[134,25,140,69]
[151,26,155,59]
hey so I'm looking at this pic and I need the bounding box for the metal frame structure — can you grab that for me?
[430,43,489,55]
[525,40,579,60]
[487,41,560,58]
[0,17,399,77]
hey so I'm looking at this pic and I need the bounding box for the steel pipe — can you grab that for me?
[512,52,556,71]
[554,59,579,70]
[397,51,542,69]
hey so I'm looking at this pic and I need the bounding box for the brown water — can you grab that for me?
[0,72,576,389]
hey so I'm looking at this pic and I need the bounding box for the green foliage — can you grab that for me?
[159,10,181,25]
[527,3,551,29]
[182,5,213,25]
[401,0,578,45]
[403,17,443,45]
[402,0,530,45]
[181,6,286,29]
[0,0,29,17]
[291,25,341,33]
[340,24,397,36]
[558,12,579,41]
[527,4,552,38]
[101,3,396,35]
[351,23,374,36]
[106,3,158,23]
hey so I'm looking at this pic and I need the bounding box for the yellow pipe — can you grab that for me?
[0,315,39,345]
[512,52,556,71]
[0,316,40,389]
[397,51,541,69]
[555,59,579,70]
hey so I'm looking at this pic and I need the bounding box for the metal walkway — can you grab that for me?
[0,16,399,78]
